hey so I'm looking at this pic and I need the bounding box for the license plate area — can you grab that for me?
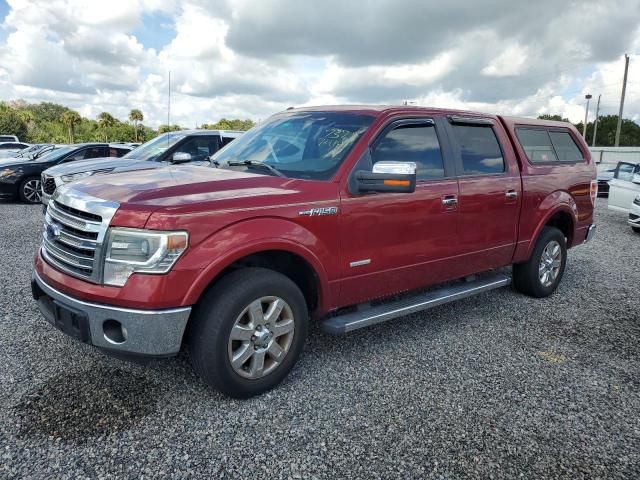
[36,291,91,344]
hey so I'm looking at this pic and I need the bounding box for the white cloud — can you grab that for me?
[0,0,638,127]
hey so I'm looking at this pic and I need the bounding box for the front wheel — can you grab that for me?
[632,226,640,234]
[189,268,308,398]
[513,226,567,298]
[19,177,42,204]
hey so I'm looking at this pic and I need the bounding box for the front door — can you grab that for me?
[608,162,640,213]
[338,117,460,306]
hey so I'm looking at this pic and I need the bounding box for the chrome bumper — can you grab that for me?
[584,224,596,243]
[32,272,191,356]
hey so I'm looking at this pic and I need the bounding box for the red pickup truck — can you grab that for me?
[32,106,597,398]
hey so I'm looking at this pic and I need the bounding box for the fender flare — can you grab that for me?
[180,220,333,311]
[523,193,577,260]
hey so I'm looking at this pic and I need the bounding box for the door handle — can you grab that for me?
[442,195,458,207]
[505,190,518,200]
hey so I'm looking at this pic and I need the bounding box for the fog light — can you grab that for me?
[103,319,127,344]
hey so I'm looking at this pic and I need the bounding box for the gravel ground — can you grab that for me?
[0,199,639,479]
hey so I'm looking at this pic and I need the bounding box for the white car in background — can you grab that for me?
[608,160,640,233]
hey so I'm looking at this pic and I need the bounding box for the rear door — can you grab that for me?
[608,162,640,212]
[444,117,521,273]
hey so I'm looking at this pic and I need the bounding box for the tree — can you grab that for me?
[97,112,116,141]
[61,110,82,143]
[201,118,255,131]
[158,124,182,134]
[129,109,144,142]
[537,114,570,123]
[0,108,28,140]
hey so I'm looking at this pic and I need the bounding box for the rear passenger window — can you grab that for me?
[450,124,505,175]
[372,123,445,180]
[516,128,558,163]
[548,131,584,162]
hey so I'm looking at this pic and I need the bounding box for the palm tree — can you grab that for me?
[61,110,82,143]
[97,112,116,142]
[128,109,144,142]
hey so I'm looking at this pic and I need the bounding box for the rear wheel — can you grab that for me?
[513,226,567,298]
[18,177,42,204]
[189,268,308,398]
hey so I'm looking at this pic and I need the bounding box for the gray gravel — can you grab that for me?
[1,199,639,479]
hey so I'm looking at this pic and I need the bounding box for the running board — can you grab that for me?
[321,273,512,335]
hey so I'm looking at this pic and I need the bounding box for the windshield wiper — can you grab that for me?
[227,160,286,178]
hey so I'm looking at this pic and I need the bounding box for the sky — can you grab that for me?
[0,0,639,128]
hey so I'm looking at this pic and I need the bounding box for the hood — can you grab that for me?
[45,157,143,176]
[0,158,31,169]
[66,165,310,211]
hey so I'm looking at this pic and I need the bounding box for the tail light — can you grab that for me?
[590,180,598,206]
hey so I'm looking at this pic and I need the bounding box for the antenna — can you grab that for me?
[167,70,171,145]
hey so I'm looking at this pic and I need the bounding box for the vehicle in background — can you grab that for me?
[0,142,30,158]
[40,130,242,206]
[0,143,131,204]
[607,161,640,215]
[596,167,616,197]
[32,106,596,398]
[0,135,19,142]
[629,195,640,233]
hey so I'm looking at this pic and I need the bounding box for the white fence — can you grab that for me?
[589,147,640,172]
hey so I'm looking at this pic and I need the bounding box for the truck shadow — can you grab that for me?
[14,366,161,441]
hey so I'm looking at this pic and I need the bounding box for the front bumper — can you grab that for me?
[32,271,191,357]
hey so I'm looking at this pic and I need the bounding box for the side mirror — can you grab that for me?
[172,152,192,164]
[633,173,640,185]
[354,161,417,194]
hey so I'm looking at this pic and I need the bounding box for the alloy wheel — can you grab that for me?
[23,179,42,203]
[227,296,295,379]
[538,240,562,287]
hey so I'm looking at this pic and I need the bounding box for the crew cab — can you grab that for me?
[31,106,597,398]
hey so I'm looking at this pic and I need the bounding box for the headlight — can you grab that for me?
[0,169,16,178]
[103,228,189,287]
[61,171,94,183]
[634,195,640,206]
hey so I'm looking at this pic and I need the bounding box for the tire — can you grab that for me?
[632,227,640,234]
[513,226,567,298]
[18,176,42,204]
[188,267,309,398]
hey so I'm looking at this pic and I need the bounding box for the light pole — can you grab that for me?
[582,94,592,138]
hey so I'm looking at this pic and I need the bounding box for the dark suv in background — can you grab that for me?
[40,130,243,205]
[0,143,131,204]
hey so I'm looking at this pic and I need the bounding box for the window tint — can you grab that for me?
[372,123,445,180]
[174,136,220,162]
[516,128,558,163]
[221,136,235,147]
[0,136,16,142]
[109,147,130,157]
[451,124,505,175]
[64,148,89,162]
[84,147,105,159]
[616,163,636,181]
[549,131,584,161]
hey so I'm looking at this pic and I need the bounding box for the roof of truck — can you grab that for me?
[283,106,577,129]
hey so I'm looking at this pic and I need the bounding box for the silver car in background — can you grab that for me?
[41,130,243,206]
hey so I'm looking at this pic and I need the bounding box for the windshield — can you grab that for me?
[212,112,373,180]
[34,146,75,163]
[122,132,186,161]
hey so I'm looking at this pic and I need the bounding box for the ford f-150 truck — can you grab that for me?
[32,106,597,398]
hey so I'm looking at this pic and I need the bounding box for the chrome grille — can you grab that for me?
[41,188,119,283]
[42,174,57,195]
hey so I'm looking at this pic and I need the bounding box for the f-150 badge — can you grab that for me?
[298,206,338,216]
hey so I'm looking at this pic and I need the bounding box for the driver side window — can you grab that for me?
[616,163,636,181]
[174,137,220,162]
[372,123,445,180]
